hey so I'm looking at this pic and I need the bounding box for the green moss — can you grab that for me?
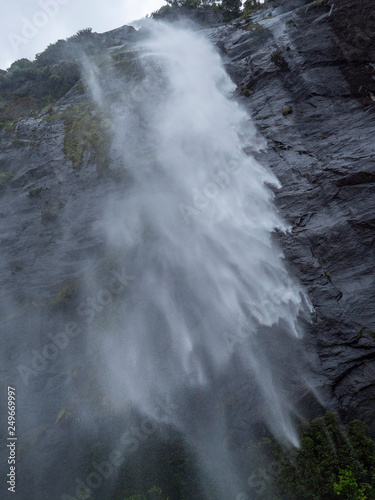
[40,110,63,123]
[40,102,55,115]
[55,408,73,428]
[240,85,251,97]
[11,263,23,273]
[28,187,42,198]
[273,140,291,150]
[41,208,57,225]
[49,281,80,308]
[355,327,375,342]
[0,120,18,132]
[63,104,112,173]
[113,56,145,83]
[282,106,293,116]
[0,172,13,185]
[241,22,261,31]
[255,115,271,120]
[271,50,289,72]
[12,138,40,148]
[75,81,85,93]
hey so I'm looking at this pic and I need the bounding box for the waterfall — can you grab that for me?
[79,20,312,499]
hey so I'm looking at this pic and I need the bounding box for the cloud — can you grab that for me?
[0,0,166,70]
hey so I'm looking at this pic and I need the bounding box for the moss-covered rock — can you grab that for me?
[0,172,13,186]
[49,280,81,308]
[63,104,112,173]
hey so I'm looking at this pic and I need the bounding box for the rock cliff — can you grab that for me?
[0,1,375,498]
[209,0,375,432]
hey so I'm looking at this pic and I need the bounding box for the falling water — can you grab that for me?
[81,21,312,499]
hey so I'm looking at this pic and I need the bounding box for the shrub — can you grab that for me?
[282,106,293,116]
[271,49,289,71]
[242,0,262,17]
[246,412,375,499]
[334,467,368,500]
[152,0,237,23]
[0,28,103,123]
[221,0,242,20]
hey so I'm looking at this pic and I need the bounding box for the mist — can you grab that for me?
[0,18,319,500]
[79,20,314,497]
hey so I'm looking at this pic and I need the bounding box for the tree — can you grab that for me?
[154,0,241,21]
[220,0,242,20]
[7,58,33,73]
[152,0,222,23]
[334,467,368,500]
[243,0,262,15]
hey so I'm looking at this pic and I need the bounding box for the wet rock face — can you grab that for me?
[0,3,375,497]
[327,0,375,104]
[208,0,375,431]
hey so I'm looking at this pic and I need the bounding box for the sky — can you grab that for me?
[0,0,167,70]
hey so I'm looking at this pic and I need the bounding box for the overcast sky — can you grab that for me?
[0,0,166,70]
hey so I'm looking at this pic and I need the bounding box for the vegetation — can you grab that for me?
[152,0,245,23]
[0,2,269,123]
[271,49,289,72]
[0,29,102,123]
[240,85,252,96]
[282,106,293,116]
[49,281,81,308]
[41,208,58,226]
[76,429,207,500]
[334,467,368,499]
[28,187,42,198]
[11,263,23,273]
[62,104,112,173]
[0,171,13,186]
[313,0,329,6]
[242,0,263,17]
[64,411,375,500]
[123,487,164,500]
[221,0,242,20]
[246,412,375,499]
[355,327,375,342]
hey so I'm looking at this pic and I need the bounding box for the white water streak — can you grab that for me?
[83,20,312,498]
